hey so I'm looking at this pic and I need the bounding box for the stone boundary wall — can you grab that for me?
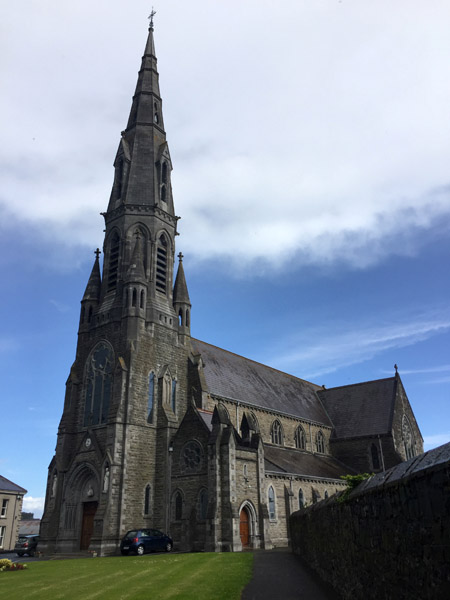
[290,442,450,600]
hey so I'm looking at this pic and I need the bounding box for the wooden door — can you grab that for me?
[239,507,250,547]
[80,502,97,550]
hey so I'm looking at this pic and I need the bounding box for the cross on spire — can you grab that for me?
[178,252,184,262]
[394,363,398,374]
[94,248,101,260]
[148,7,156,30]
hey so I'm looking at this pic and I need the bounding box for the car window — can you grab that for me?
[125,530,138,538]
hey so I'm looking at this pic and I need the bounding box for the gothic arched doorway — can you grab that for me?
[239,506,250,547]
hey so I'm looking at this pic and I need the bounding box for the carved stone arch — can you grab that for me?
[238,500,259,549]
[65,462,100,504]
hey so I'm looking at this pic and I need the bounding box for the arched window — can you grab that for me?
[324,490,329,499]
[298,488,304,509]
[160,184,166,203]
[312,488,320,504]
[198,489,208,520]
[83,343,114,426]
[186,309,190,327]
[132,288,137,307]
[107,232,121,292]
[271,420,284,445]
[162,162,168,184]
[294,425,306,450]
[371,443,381,470]
[315,430,325,454]
[268,486,276,519]
[144,484,151,515]
[147,372,155,423]
[154,102,159,124]
[140,289,145,309]
[178,309,183,326]
[88,305,93,323]
[171,379,177,413]
[174,491,183,521]
[155,234,168,294]
[402,415,416,460]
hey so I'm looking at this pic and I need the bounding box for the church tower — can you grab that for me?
[40,17,192,555]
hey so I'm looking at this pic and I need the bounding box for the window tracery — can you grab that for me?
[271,420,284,445]
[83,343,113,426]
[294,425,306,450]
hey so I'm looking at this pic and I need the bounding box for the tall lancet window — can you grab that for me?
[84,343,114,426]
[107,232,121,292]
[155,234,168,294]
[147,372,155,423]
[402,415,416,460]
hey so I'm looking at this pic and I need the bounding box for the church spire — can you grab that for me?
[79,249,101,331]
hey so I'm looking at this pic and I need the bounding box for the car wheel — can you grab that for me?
[136,545,145,556]
[165,542,173,552]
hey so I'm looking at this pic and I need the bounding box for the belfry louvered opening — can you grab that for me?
[156,235,168,293]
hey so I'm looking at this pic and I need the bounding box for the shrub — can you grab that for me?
[0,559,28,573]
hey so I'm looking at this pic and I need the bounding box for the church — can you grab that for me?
[39,20,423,556]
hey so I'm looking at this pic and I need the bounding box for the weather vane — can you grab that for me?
[148,7,156,30]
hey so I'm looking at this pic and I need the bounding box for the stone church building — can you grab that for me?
[40,22,423,556]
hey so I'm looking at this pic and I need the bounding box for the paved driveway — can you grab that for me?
[242,549,338,600]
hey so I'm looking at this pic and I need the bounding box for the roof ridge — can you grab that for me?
[191,338,321,390]
[320,376,395,392]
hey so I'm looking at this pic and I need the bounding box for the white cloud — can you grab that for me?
[267,309,450,378]
[22,497,45,519]
[1,1,450,271]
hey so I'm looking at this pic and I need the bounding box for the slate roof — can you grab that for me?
[0,475,27,494]
[318,377,397,440]
[264,445,351,479]
[198,409,213,431]
[191,339,331,426]
[19,520,41,536]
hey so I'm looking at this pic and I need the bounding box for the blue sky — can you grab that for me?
[1,1,449,517]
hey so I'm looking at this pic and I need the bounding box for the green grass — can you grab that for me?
[0,552,254,600]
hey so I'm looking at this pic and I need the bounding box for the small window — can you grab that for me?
[198,489,208,520]
[271,420,284,445]
[315,430,325,454]
[268,486,276,519]
[294,425,306,450]
[140,289,145,309]
[174,492,183,521]
[161,184,166,203]
[0,525,5,548]
[144,485,151,515]
[162,162,168,184]
[147,372,155,423]
[371,443,381,470]
[324,490,329,499]
[1,499,8,518]
[154,102,159,124]
[298,488,304,509]
[171,379,177,413]
[132,288,137,307]
[243,464,248,477]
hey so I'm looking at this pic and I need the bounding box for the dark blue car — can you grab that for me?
[120,529,173,555]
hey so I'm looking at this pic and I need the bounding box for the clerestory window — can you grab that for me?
[294,425,306,450]
[315,430,325,454]
[147,372,155,423]
[268,486,276,519]
[271,420,284,445]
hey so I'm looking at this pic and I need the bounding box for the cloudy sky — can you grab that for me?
[1,1,449,517]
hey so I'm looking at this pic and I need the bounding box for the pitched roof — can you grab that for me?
[191,339,331,425]
[318,377,397,440]
[264,445,351,479]
[0,475,27,494]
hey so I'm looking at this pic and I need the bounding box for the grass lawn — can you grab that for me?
[0,552,253,600]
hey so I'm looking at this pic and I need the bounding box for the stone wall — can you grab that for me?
[290,442,450,600]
